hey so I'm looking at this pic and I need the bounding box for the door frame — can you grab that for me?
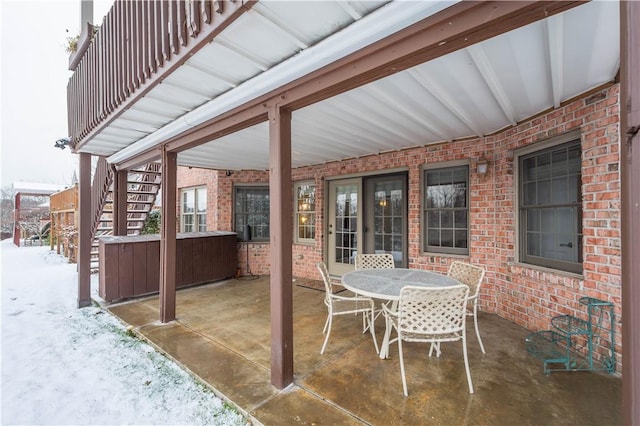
[324,168,409,275]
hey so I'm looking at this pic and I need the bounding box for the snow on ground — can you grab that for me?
[1,240,246,425]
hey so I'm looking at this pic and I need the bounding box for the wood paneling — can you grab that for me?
[98,232,237,302]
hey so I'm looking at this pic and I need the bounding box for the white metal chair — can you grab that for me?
[355,253,395,270]
[447,261,486,353]
[316,262,379,355]
[383,284,473,396]
[354,253,395,330]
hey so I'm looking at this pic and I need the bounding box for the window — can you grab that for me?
[295,182,316,243]
[181,187,207,232]
[519,137,582,274]
[423,165,469,255]
[234,186,270,241]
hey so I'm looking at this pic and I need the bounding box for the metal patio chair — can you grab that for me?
[317,262,379,355]
[447,261,486,353]
[383,284,473,396]
[354,253,396,330]
[355,253,395,270]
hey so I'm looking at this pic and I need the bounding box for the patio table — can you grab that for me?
[342,268,461,359]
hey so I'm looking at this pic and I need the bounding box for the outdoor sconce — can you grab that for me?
[54,137,72,150]
[477,154,490,175]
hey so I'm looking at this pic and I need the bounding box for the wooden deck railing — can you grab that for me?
[91,157,115,239]
[68,0,253,150]
[50,185,78,213]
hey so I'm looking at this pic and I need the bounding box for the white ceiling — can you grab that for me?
[85,1,620,171]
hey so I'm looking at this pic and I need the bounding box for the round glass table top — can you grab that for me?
[341,268,461,300]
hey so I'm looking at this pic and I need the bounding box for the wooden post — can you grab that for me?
[159,147,177,323]
[77,152,92,307]
[13,193,21,246]
[113,168,129,236]
[621,1,640,424]
[268,105,294,389]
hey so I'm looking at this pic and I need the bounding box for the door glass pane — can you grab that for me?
[334,184,358,265]
[371,179,403,265]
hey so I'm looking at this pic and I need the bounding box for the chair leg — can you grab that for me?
[462,332,474,394]
[473,303,486,354]
[398,338,408,396]
[428,342,441,357]
[322,314,330,334]
[368,308,379,354]
[320,315,333,354]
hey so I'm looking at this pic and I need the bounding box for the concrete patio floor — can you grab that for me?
[105,276,621,426]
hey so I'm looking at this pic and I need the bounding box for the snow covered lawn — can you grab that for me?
[1,240,246,425]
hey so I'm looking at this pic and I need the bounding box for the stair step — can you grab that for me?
[101,208,152,214]
[127,180,161,185]
[126,200,154,204]
[129,170,161,175]
[127,190,156,195]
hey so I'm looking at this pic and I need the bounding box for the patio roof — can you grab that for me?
[76,1,620,171]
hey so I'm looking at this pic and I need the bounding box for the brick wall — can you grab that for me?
[178,84,622,371]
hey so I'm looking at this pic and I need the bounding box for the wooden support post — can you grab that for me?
[621,1,640,424]
[13,193,21,246]
[268,105,294,389]
[159,147,177,323]
[113,168,129,236]
[77,152,92,308]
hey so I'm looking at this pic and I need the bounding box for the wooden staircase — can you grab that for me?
[90,159,162,270]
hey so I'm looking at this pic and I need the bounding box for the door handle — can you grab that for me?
[560,242,573,248]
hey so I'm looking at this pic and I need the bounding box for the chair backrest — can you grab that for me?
[355,253,395,270]
[398,284,470,338]
[447,261,485,298]
[316,262,334,301]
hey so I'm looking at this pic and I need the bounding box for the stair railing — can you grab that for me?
[90,157,115,241]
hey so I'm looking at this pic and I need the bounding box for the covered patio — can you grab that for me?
[66,1,639,421]
[106,276,621,425]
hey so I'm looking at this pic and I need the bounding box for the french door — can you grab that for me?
[328,179,361,275]
[327,174,407,275]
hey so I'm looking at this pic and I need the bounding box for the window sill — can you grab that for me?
[421,252,469,259]
[508,262,584,281]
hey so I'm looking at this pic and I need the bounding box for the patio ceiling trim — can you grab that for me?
[111,1,583,169]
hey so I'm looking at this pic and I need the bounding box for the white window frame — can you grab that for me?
[180,186,207,233]
[294,181,316,244]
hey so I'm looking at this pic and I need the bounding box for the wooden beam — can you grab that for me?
[115,147,161,172]
[268,105,294,389]
[159,148,177,323]
[77,152,92,308]
[621,1,640,424]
